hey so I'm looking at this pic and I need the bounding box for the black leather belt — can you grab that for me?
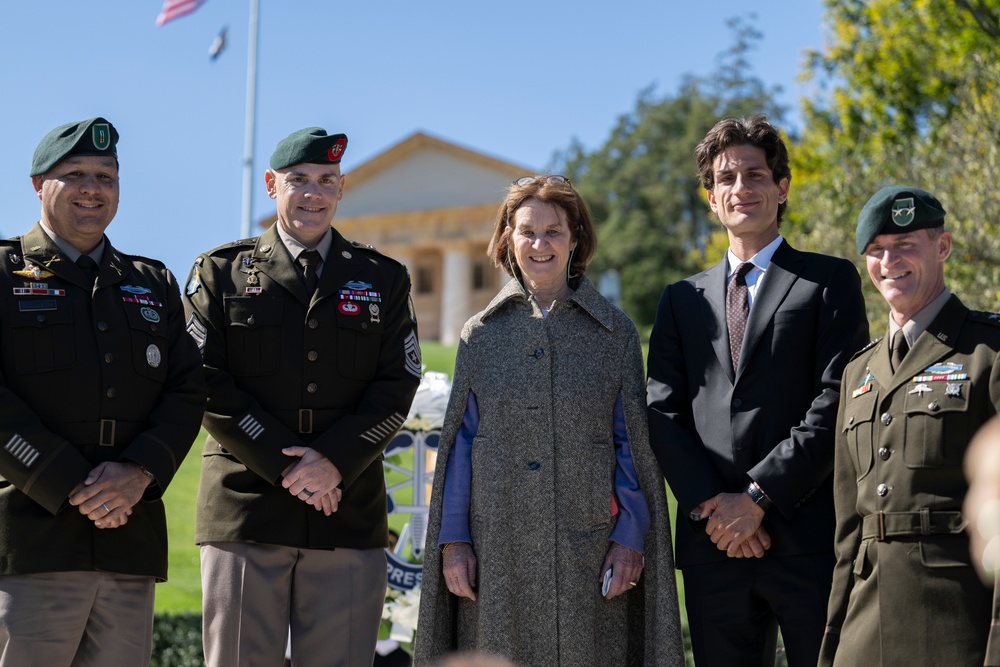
[861,510,967,541]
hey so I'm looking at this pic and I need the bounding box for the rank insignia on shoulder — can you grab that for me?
[404,330,421,378]
[186,265,202,296]
[14,263,54,280]
[186,314,207,353]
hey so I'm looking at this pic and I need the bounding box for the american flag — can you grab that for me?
[155,0,207,27]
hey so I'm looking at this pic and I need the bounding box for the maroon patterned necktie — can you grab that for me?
[727,262,754,372]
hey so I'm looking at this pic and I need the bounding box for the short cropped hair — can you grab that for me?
[694,115,791,224]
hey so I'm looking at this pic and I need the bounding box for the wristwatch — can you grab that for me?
[139,465,156,484]
[744,481,772,512]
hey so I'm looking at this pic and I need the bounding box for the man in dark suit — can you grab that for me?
[183,127,420,667]
[646,115,869,666]
[819,186,1000,666]
[0,118,206,665]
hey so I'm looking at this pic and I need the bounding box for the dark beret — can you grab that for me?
[856,185,946,253]
[31,117,119,177]
[269,127,348,170]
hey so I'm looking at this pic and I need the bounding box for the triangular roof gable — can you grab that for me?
[334,131,534,219]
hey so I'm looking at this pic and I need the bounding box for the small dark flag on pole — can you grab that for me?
[155,0,207,27]
[209,27,227,60]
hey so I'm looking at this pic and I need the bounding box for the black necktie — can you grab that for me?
[890,331,909,373]
[299,250,321,293]
[726,262,754,372]
[76,254,99,283]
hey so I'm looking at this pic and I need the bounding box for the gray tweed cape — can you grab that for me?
[414,276,684,667]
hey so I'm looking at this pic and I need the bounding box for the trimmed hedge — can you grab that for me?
[151,613,204,667]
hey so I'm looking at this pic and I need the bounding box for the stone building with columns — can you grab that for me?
[260,132,531,344]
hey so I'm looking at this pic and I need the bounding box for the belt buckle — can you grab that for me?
[298,409,313,435]
[875,511,885,541]
[99,419,116,447]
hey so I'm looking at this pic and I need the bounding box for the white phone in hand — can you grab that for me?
[602,567,613,597]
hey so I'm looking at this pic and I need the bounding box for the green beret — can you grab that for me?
[856,185,946,253]
[269,127,348,170]
[31,117,119,177]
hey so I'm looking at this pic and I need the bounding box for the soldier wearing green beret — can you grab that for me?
[820,186,1000,666]
[0,118,207,665]
[183,127,420,667]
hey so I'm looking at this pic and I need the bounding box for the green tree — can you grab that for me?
[556,17,785,325]
[789,0,1000,331]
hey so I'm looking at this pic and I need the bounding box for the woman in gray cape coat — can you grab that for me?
[414,176,684,666]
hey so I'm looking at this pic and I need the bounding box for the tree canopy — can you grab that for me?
[557,3,1000,328]
[557,17,785,325]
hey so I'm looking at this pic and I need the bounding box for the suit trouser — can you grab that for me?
[0,571,155,667]
[201,541,387,667]
[682,551,834,667]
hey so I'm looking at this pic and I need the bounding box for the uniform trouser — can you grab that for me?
[201,542,387,667]
[0,571,155,667]
[682,552,834,667]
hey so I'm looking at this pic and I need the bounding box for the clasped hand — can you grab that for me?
[68,461,150,529]
[281,446,343,516]
[694,492,772,558]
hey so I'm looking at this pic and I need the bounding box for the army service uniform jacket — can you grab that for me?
[0,223,206,581]
[183,225,420,550]
[820,295,1000,667]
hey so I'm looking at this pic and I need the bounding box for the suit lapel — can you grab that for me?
[738,240,798,378]
[703,259,735,383]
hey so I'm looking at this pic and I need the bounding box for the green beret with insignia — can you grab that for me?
[269,127,348,170]
[856,185,946,253]
[31,117,119,177]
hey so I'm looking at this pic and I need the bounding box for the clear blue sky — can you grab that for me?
[0,1,826,279]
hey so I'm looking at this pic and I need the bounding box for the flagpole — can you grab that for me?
[240,0,260,239]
